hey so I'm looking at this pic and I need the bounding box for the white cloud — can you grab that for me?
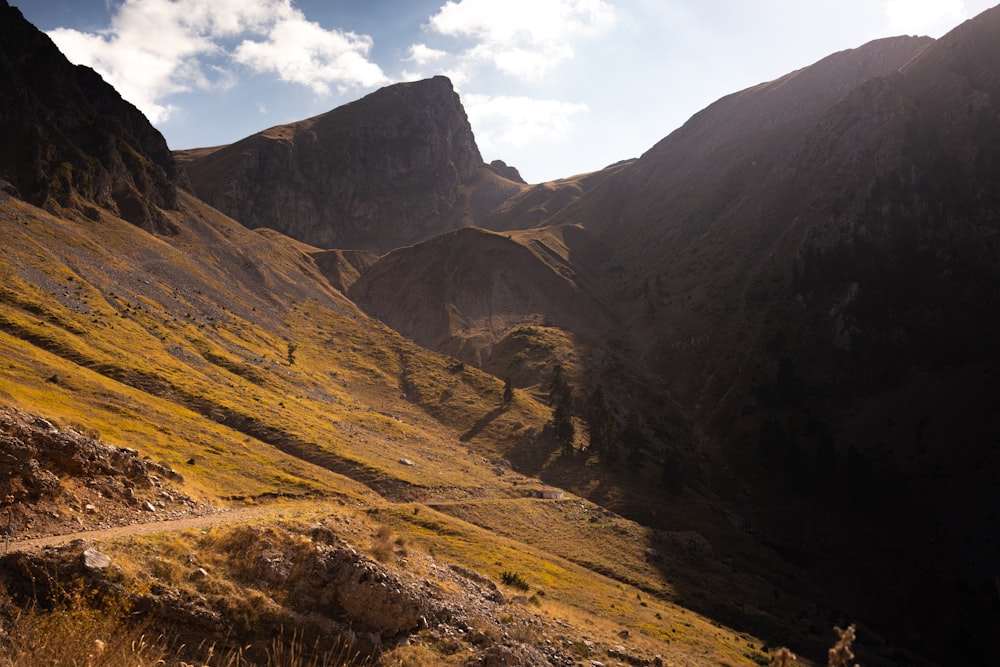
[407,43,448,66]
[425,0,615,80]
[884,0,967,36]
[45,0,385,123]
[463,94,588,151]
[233,16,387,95]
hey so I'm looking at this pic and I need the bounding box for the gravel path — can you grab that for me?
[4,505,292,551]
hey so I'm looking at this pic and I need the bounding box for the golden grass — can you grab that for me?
[368,503,768,664]
[0,602,367,667]
[0,606,171,667]
[0,498,790,667]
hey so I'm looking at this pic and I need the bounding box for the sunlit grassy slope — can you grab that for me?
[0,191,546,499]
[0,191,811,665]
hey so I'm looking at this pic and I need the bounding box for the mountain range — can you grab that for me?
[2,0,999,664]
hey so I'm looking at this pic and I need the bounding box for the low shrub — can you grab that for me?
[500,571,530,591]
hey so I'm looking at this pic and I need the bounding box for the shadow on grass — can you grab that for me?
[459,406,505,442]
[504,429,565,479]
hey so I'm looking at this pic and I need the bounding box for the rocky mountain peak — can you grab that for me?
[486,159,526,184]
[178,75,493,253]
[0,0,180,231]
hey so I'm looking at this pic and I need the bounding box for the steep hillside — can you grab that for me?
[0,91,808,667]
[176,76,525,253]
[344,221,695,454]
[7,0,1000,662]
[348,227,619,365]
[0,2,179,231]
[482,161,634,232]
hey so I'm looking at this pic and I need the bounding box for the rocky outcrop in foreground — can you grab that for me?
[0,520,672,666]
[0,405,200,538]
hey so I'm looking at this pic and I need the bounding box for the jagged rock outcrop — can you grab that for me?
[0,0,179,230]
[0,406,199,536]
[486,159,526,184]
[0,523,583,665]
[178,76,519,253]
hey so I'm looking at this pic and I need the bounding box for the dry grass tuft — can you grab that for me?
[0,601,367,667]
[770,623,861,667]
[769,646,796,667]
[0,603,169,667]
[827,624,858,667]
[370,524,408,564]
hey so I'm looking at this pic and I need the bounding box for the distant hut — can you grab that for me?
[534,488,564,499]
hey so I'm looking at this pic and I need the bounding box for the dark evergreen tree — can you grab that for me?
[661,454,683,495]
[547,363,578,454]
[549,363,567,405]
[622,409,648,467]
[586,386,618,459]
[553,386,575,454]
[502,377,514,406]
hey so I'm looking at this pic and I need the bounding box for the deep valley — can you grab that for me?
[2,1,999,665]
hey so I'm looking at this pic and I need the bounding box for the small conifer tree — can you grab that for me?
[622,409,648,467]
[554,387,575,454]
[586,386,618,461]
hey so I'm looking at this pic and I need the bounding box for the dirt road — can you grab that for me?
[4,504,302,551]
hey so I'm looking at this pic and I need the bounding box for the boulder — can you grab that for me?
[82,549,111,572]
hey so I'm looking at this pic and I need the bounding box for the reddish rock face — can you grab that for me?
[177,76,520,253]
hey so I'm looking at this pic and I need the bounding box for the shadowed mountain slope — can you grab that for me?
[478,11,1000,664]
[176,76,525,253]
[348,226,620,366]
[0,1,179,231]
[482,160,635,232]
[353,12,1000,662]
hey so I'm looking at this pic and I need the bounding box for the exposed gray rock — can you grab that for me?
[476,643,552,666]
[81,548,111,572]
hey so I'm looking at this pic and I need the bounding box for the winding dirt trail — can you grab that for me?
[4,504,301,552]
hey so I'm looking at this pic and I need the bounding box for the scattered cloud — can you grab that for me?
[407,43,448,66]
[424,0,615,80]
[463,94,588,152]
[233,16,386,95]
[883,0,967,36]
[45,0,385,122]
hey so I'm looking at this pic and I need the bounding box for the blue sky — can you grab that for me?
[16,0,998,183]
